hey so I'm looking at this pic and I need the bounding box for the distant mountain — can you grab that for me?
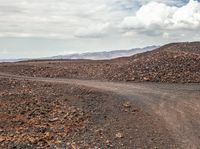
[0,46,159,62]
[0,58,28,62]
[50,46,158,60]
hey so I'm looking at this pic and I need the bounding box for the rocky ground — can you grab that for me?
[0,42,199,83]
[0,78,178,149]
[0,41,200,148]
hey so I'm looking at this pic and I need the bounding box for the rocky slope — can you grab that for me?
[0,42,199,83]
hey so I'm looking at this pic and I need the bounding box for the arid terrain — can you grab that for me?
[0,42,199,83]
[0,42,200,149]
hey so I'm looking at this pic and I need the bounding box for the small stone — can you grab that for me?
[95,128,103,135]
[143,77,150,81]
[49,117,59,122]
[55,140,62,144]
[132,108,139,113]
[28,137,38,144]
[126,77,135,81]
[106,140,113,147]
[123,102,131,108]
[0,137,5,143]
[115,132,123,138]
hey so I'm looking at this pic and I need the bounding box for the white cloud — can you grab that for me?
[171,0,200,29]
[0,0,132,39]
[163,32,170,38]
[121,2,176,29]
[121,0,200,34]
[75,23,110,38]
[1,0,199,40]
[58,50,77,55]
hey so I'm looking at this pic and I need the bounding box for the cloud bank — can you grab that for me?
[0,0,131,39]
[1,0,199,39]
[121,0,200,38]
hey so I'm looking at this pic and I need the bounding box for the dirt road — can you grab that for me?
[1,72,200,149]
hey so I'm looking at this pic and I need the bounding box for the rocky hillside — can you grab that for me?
[0,42,199,83]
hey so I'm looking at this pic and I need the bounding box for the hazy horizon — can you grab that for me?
[0,45,159,60]
[0,0,200,59]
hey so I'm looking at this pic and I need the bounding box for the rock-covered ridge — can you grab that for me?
[0,42,199,83]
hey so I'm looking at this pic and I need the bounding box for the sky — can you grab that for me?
[0,0,200,59]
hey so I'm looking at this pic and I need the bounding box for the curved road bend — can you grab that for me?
[0,72,200,149]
